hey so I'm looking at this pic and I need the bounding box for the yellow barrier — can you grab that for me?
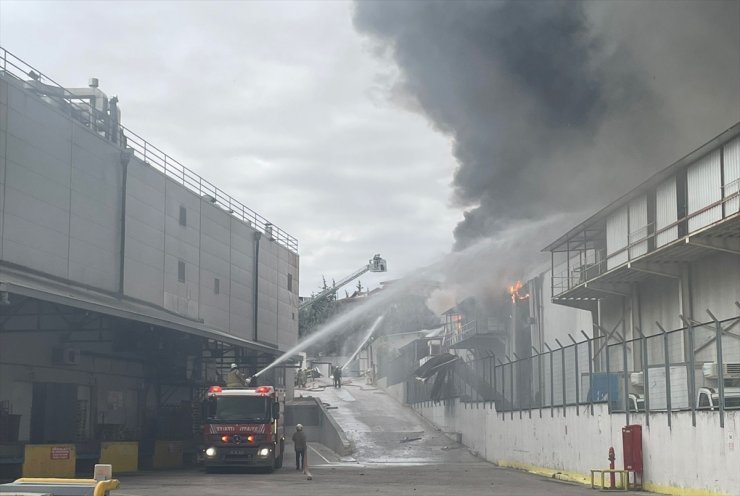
[13,478,119,496]
[153,440,184,469]
[22,444,76,478]
[100,441,138,473]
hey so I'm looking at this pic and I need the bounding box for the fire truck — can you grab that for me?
[201,385,285,472]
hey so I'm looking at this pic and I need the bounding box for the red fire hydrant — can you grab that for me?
[608,447,616,489]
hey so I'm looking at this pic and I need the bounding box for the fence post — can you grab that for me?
[706,309,725,429]
[679,316,696,427]
[488,355,494,410]
[533,346,543,418]
[622,333,630,426]
[545,344,554,418]
[508,357,514,420]
[569,334,579,416]
[656,322,672,429]
[635,327,649,428]
[555,339,566,417]
[581,330,594,415]
[605,335,612,412]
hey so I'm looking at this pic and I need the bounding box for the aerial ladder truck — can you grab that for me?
[299,254,387,311]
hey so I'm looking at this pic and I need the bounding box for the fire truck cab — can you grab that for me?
[201,385,285,472]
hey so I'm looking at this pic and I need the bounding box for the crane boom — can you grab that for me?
[299,254,387,310]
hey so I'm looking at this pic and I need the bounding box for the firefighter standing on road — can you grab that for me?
[225,363,246,387]
[292,424,307,471]
[333,366,342,388]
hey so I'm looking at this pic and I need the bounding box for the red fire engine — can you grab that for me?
[201,385,285,472]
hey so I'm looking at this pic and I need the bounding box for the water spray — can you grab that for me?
[252,216,568,381]
[342,315,384,370]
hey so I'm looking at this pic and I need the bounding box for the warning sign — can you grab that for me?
[50,447,71,460]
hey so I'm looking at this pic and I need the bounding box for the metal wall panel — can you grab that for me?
[655,177,678,248]
[124,159,166,306]
[628,195,648,259]
[606,205,629,269]
[687,149,722,231]
[723,136,740,215]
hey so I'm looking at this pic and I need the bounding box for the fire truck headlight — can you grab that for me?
[205,447,217,457]
[258,448,270,457]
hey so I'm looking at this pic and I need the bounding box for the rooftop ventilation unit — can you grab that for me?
[702,362,740,380]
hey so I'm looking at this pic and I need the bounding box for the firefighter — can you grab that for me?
[225,363,246,387]
[295,369,305,389]
[292,424,307,471]
[333,366,342,388]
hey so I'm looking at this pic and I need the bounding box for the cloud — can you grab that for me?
[0,0,461,292]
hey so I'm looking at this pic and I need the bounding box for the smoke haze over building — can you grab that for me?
[353,0,740,250]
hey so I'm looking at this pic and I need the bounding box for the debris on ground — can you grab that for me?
[400,436,422,443]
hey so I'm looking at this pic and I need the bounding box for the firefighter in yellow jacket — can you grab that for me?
[226,363,246,387]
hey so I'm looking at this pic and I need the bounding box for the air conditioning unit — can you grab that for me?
[702,362,740,380]
[630,372,644,387]
[53,347,81,366]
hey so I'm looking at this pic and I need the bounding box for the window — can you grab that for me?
[179,206,187,226]
[214,278,220,294]
[698,392,711,409]
[287,273,293,292]
[178,261,185,282]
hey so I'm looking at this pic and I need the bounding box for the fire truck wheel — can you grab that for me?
[274,440,284,469]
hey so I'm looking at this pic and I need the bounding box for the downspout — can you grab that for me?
[253,231,262,342]
[118,148,133,296]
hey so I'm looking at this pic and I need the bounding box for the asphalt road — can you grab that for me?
[114,378,609,495]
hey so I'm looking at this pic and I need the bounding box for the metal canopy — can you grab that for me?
[0,266,280,356]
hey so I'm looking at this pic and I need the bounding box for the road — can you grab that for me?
[115,378,618,495]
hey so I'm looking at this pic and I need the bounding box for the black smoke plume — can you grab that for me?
[354,0,740,250]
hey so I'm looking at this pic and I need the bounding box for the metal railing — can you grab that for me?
[406,304,740,428]
[0,46,298,253]
[552,188,739,297]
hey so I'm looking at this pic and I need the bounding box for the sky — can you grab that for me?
[0,0,461,295]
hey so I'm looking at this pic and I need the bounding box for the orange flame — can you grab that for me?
[508,281,530,304]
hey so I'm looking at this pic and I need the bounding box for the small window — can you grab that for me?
[287,273,293,292]
[178,261,186,282]
[179,206,187,226]
[214,278,220,294]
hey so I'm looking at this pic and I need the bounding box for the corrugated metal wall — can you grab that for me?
[628,195,648,259]
[606,205,629,269]
[687,149,722,231]
[655,177,678,247]
[724,136,740,215]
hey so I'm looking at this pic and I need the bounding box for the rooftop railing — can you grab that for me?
[0,46,298,254]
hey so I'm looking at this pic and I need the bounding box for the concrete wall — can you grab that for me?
[0,74,298,351]
[285,398,353,456]
[412,399,739,495]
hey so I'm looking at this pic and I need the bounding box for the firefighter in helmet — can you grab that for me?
[225,363,246,387]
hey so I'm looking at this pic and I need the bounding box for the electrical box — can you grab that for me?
[622,424,643,473]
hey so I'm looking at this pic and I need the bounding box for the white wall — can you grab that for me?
[414,399,740,495]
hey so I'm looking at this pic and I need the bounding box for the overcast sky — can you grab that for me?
[2,1,738,304]
[0,0,461,295]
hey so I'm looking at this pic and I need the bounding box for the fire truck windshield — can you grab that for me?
[207,396,271,423]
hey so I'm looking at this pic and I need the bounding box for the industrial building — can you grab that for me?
[0,47,299,474]
[380,122,740,495]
